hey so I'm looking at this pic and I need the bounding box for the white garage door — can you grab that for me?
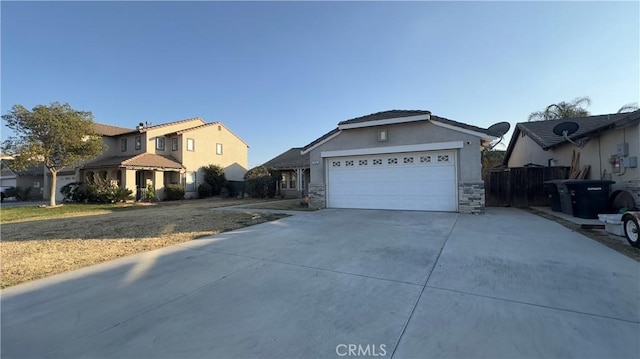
[55,175,76,202]
[327,151,457,211]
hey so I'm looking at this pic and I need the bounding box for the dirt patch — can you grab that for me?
[240,199,317,211]
[526,208,640,262]
[1,200,286,288]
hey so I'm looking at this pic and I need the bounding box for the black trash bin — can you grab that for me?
[555,180,573,216]
[565,180,615,219]
[543,180,563,212]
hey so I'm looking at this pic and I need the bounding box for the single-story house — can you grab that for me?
[302,110,498,213]
[262,148,310,198]
[503,110,640,207]
[0,158,45,201]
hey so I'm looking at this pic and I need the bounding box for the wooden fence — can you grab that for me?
[484,166,570,207]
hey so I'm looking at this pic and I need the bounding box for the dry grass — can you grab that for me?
[240,199,317,211]
[1,198,287,288]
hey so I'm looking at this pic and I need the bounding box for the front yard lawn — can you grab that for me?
[0,198,286,288]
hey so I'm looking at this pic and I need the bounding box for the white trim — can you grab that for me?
[301,130,342,154]
[338,114,430,130]
[320,141,463,158]
[430,120,496,140]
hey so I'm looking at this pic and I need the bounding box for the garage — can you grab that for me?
[303,110,497,213]
[326,150,456,211]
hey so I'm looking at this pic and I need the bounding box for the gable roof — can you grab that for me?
[502,110,640,165]
[302,109,496,153]
[302,128,341,153]
[93,123,135,137]
[82,153,185,171]
[263,148,309,169]
[137,117,206,133]
[338,110,430,126]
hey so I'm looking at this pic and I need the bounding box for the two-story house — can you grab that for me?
[42,117,249,201]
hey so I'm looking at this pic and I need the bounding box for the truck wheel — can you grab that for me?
[623,215,640,248]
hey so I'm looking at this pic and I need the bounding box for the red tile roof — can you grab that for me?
[83,153,184,171]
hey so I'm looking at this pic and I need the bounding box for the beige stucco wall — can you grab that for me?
[549,125,639,191]
[507,134,549,167]
[508,124,640,193]
[308,121,484,185]
[179,124,249,188]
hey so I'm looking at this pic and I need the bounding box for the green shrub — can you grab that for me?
[203,164,227,196]
[198,183,212,198]
[113,187,134,202]
[145,183,155,201]
[4,187,17,199]
[61,179,132,203]
[4,186,32,201]
[244,166,280,198]
[165,184,185,201]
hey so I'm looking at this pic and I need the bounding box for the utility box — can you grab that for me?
[624,156,638,168]
[617,143,629,157]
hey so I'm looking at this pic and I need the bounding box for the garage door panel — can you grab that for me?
[327,151,456,211]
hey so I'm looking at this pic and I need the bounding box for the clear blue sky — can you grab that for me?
[2,1,638,167]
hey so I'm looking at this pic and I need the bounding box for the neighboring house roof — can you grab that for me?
[0,160,44,177]
[137,117,206,133]
[83,153,185,171]
[263,148,309,169]
[302,109,497,153]
[19,163,45,176]
[93,123,135,136]
[502,110,640,165]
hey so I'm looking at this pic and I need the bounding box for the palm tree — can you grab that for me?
[618,103,638,113]
[528,96,591,121]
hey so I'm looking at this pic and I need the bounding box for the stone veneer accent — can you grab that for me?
[459,181,485,214]
[308,183,326,209]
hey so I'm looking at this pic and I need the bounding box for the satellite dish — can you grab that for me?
[552,121,581,147]
[485,121,511,150]
[487,122,511,137]
[552,121,579,136]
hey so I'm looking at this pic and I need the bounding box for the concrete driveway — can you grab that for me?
[2,208,639,358]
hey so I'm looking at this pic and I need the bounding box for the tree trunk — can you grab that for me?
[49,168,57,207]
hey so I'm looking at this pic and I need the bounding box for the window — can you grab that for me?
[216,143,223,155]
[437,154,449,162]
[172,138,179,151]
[121,138,127,152]
[332,161,341,167]
[358,159,368,166]
[420,156,431,163]
[373,159,382,166]
[156,137,165,151]
[403,157,414,164]
[187,138,195,151]
[345,160,354,167]
[281,172,297,189]
[185,171,196,191]
[135,136,141,150]
[388,158,398,165]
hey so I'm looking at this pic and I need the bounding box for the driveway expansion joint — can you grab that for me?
[424,285,640,325]
[178,243,425,287]
[390,214,460,358]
